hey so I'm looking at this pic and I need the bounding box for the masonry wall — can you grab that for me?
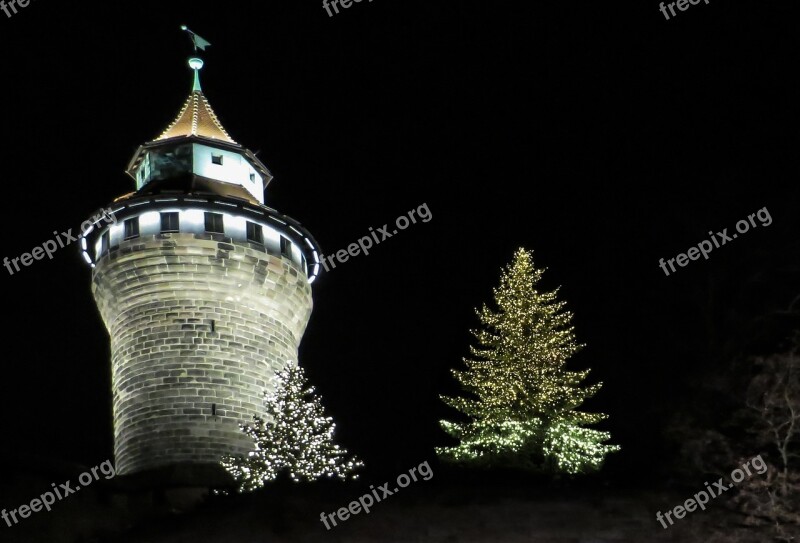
[91,231,313,480]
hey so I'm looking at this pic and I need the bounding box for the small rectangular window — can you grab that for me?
[249,173,256,182]
[124,217,139,240]
[160,212,180,233]
[101,231,110,255]
[280,236,292,258]
[246,221,263,244]
[204,212,224,234]
[211,154,223,165]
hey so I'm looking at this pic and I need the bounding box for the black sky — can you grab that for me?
[1,0,798,481]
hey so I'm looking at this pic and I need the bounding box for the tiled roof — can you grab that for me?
[155,91,237,144]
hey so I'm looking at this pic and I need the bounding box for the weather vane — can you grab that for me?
[180,25,211,52]
[179,26,211,92]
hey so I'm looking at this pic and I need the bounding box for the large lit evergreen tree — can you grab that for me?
[221,364,362,492]
[437,248,619,474]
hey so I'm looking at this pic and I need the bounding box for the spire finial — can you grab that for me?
[180,26,211,92]
[188,56,204,92]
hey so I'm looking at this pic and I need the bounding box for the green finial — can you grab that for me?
[188,57,204,92]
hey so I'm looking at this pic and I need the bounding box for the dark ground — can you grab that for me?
[0,460,782,543]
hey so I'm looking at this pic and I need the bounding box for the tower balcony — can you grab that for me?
[79,193,321,285]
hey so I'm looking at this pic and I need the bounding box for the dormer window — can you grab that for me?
[100,231,110,256]
[246,221,263,244]
[161,212,180,233]
[124,218,140,240]
[280,236,292,258]
[211,154,223,165]
[204,212,224,234]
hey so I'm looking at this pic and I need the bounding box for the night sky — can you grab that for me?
[1,0,799,484]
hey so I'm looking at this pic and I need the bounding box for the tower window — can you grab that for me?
[280,236,292,258]
[211,154,223,165]
[204,212,224,234]
[160,212,180,233]
[246,221,263,244]
[123,217,140,240]
[100,231,110,256]
[249,173,256,182]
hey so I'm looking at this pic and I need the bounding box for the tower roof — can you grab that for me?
[155,89,237,144]
[153,54,237,144]
[126,33,274,203]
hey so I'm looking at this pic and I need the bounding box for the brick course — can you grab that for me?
[91,232,312,477]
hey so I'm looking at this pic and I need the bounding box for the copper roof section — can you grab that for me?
[155,91,237,144]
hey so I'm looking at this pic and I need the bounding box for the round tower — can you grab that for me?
[79,43,321,486]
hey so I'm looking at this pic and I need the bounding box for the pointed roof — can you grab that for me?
[127,52,274,193]
[153,55,237,144]
[155,90,237,144]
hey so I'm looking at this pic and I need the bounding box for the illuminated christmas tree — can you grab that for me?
[221,365,363,492]
[437,248,619,474]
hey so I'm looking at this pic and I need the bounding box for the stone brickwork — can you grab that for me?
[91,231,313,479]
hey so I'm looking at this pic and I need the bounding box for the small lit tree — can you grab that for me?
[437,248,619,474]
[221,364,362,492]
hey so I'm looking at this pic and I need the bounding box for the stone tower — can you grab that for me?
[79,40,321,486]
